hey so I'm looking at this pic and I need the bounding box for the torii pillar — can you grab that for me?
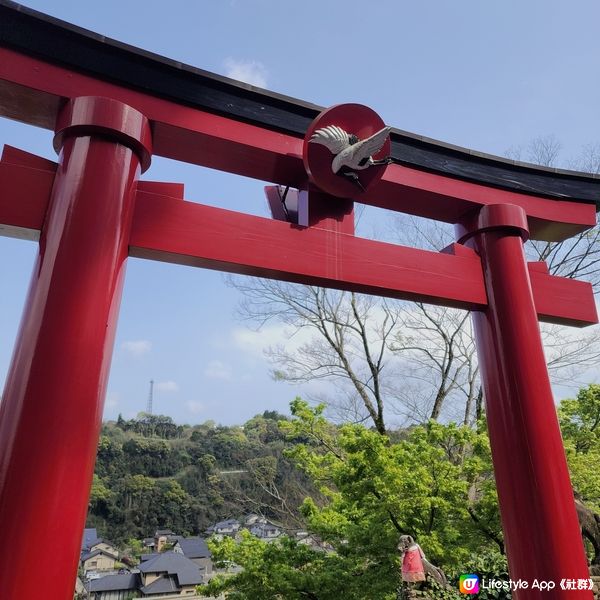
[459,204,592,597]
[0,96,152,598]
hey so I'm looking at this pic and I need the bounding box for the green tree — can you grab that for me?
[203,399,503,598]
[89,474,114,518]
[282,400,500,569]
[559,385,600,565]
[205,530,397,600]
[559,384,600,457]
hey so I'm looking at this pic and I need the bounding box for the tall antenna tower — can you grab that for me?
[146,379,154,415]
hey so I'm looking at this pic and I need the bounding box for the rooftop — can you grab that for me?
[81,528,98,551]
[86,573,138,593]
[81,548,118,562]
[139,551,203,586]
[140,575,180,595]
[175,537,211,559]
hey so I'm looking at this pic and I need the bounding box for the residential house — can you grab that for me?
[86,573,138,600]
[173,537,212,575]
[295,531,334,553]
[81,534,121,577]
[81,547,119,575]
[88,539,120,557]
[242,513,263,526]
[138,552,203,596]
[249,522,281,540]
[82,528,119,556]
[154,528,181,552]
[205,519,240,537]
[143,537,156,552]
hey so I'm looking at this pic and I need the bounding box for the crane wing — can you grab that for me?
[353,126,391,160]
[309,125,351,155]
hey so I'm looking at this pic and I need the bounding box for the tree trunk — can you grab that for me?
[475,387,484,421]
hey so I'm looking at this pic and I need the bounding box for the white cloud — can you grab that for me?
[186,400,205,415]
[223,58,268,88]
[232,325,285,357]
[155,380,179,393]
[122,340,152,357]
[204,359,232,380]
[231,324,313,358]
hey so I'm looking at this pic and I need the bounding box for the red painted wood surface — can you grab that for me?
[0,146,56,239]
[1,144,57,171]
[130,189,597,326]
[304,189,355,234]
[467,205,593,598]
[0,47,596,241]
[131,189,486,309]
[0,163,596,326]
[0,97,151,600]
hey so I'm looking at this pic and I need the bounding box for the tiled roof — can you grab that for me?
[214,518,240,529]
[91,537,118,548]
[175,537,211,559]
[81,548,118,562]
[86,573,138,592]
[141,552,160,562]
[138,551,203,585]
[140,575,179,595]
[81,528,98,550]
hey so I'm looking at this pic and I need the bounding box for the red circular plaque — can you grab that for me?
[303,103,390,198]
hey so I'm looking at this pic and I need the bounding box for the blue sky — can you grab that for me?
[1,0,600,425]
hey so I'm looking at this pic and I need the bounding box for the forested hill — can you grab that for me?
[89,411,317,544]
[87,390,600,598]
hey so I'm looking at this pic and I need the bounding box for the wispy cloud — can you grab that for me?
[122,340,152,357]
[231,324,313,358]
[204,359,232,380]
[231,325,283,357]
[155,380,179,393]
[223,58,268,88]
[186,400,205,415]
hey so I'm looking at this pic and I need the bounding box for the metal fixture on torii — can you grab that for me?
[0,2,599,598]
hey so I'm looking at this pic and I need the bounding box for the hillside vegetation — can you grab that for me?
[89,410,318,543]
[89,386,600,599]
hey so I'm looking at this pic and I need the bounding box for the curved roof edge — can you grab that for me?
[0,0,598,206]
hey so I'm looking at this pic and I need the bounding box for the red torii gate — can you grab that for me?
[0,3,599,599]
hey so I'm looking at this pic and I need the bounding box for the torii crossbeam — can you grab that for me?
[0,2,599,598]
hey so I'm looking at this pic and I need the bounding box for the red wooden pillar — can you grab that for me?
[0,97,151,599]
[459,205,592,598]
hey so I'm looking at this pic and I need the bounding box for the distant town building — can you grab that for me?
[205,518,240,537]
[86,573,137,600]
[81,548,119,576]
[142,537,156,552]
[173,537,213,574]
[153,528,182,552]
[243,513,263,526]
[138,551,204,595]
[80,529,121,578]
[249,522,281,540]
[86,552,207,598]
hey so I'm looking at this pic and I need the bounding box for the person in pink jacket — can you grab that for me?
[399,535,427,583]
